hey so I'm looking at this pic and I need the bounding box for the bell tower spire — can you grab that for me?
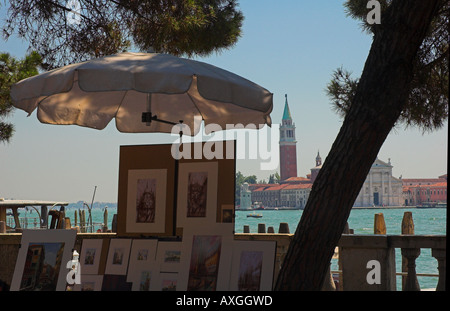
[279,94,298,181]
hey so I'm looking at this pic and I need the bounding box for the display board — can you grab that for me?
[116,141,236,237]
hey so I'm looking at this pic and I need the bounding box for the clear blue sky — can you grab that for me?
[0,1,447,203]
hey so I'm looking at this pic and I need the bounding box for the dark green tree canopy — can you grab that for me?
[2,0,244,70]
[326,0,448,132]
[0,51,42,142]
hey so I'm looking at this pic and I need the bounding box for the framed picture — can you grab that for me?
[10,229,77,291]
[130,267,159,291]
[220,204,234,223]
[156,241,182,272]
[157,272,178,291]
[176,161,218,228]
[229,241,277,291]
[126,169,167,233]
[126,239,158,282]
[105,239,132,275]
[73,275,103,291]
[177,224,233,291]
[79,239,103,275]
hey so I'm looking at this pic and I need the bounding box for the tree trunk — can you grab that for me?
[274,0,442,291]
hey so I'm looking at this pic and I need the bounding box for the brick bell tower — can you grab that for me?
[279,94,298,181]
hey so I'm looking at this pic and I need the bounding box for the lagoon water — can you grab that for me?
[65,205,446,290]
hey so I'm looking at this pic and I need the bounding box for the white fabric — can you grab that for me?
[11,52,273,135]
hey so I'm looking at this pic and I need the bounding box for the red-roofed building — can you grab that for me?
[280,183,313,209]
[401,178,447,186]
[251,184,289,208]
[403,181,447,206]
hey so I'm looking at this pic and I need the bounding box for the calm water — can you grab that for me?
[46,206,447,290]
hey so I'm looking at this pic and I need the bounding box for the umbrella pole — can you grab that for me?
[141,97,184,237]
[172,129,183,237]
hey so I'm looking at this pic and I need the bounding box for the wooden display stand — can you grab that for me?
[116,141,236,238]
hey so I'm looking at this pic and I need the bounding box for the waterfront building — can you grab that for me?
[403,181,447,206]
[353,158,403,207]
[280,183,312,209]
[279,94,298,181]
[251,156,406,208]
[251,184,288,208]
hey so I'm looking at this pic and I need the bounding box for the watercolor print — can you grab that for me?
[127,239,158,283]
[159,272,178,291]
[11,229,77,291]
[138,270,152,291]
[229,241,276,291]
[19,242,65,291]
[156,241,182,273]
[79,239,103,275]
[237,251,263,291]
[105,239,132,275]
[178,224,233,291]
[187,235,222,291]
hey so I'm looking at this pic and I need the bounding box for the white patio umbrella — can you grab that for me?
[10,52,273,136]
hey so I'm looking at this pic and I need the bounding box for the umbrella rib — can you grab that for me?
[187,92,205,121]
[114,90,129,120]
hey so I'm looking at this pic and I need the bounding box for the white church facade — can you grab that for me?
[353,158,403,207]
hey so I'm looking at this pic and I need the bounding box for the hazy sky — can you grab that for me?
[0,1,447,203]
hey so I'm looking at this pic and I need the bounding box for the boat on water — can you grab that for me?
[247,212,263,218]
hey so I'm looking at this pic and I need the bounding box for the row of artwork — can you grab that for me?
[10,225,276,291]
[126,161,233,234]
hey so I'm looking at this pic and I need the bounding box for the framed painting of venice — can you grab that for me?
[79,239,103,275]
[229,241,276,291]
[126,239,158,283]
[126,169,167,234]
[176,161,218,229]
[105,239,132,275]
[157,272,178,291]
[11,229,77,291]
[177,224,233,291]
[156,241,182,273]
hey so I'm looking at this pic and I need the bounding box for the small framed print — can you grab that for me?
[156,241,182,272]
[126,169,167,233]
[11,229,77,291]
[177,224,233,291]
[126,239,158,282]
[229,241,276,291]
[105,239,132,275]
[177,161,218,228]
[79,239,103,275]
[73,275,103,291]
[220,204,234,223]
[157,272,178,291]
[130,267,159,291]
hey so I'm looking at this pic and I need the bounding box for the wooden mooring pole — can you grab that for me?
[374,213,386,234]
[401,211,415,290]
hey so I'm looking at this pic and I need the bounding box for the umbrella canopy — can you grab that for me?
[11,52,273,135]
